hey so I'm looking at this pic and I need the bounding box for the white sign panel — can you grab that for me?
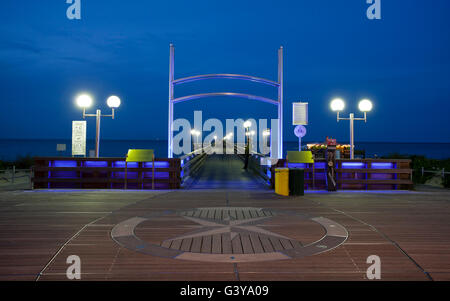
[56,144,67,152]
[72,121,86,156]
[293,102,308,125]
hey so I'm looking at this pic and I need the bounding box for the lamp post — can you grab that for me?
[76,94,121,158]
[246,130,255,153]
[191,129,200,151]
[330,98,373,159]
[262,129,270,154]
[243,120,252,147]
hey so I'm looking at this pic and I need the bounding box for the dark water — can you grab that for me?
[0,139,449,161]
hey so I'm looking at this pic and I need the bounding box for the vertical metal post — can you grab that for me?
[277,46,283,159]
[95,109,101,158]
[168,44,175,158]
[12,166,15,184]
[349,113,354,159]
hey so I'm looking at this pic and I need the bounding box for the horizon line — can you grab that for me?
[1,138,450,144]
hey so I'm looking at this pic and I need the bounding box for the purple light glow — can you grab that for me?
[371,163,394,169]
[51,161,77,167]
[144,172,169,179]
[113,161,137,168]
[84,161,108,168]
[341,162,366,169]
[143,162,170,168]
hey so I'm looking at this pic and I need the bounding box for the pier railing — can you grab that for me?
[269,158,413,190]
[233,143,272,185]
[32,157,181,190]
[180,148,208,185]
[0,167,32,189]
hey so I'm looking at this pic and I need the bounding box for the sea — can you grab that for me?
[0,139,449,161]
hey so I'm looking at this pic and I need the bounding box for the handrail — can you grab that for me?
[180,145,214,184]
[232,142,271,184]
[420,167,448,176]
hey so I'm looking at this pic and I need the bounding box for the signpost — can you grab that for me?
[294,125,307,151]
[293,102,308,151]
[326,137,337,191]
[72,121,86,157]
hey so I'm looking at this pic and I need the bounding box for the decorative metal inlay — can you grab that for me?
[111,207,348,263]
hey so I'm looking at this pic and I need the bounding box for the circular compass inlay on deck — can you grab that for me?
[111,207,348,263]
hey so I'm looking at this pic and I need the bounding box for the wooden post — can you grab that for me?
[152,154,155,190]
[124,156,128,190]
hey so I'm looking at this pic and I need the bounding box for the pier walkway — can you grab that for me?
[187,155,266,190]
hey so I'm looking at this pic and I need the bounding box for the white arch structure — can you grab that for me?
[168,44,283,158]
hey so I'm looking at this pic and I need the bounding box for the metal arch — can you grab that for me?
[173,92,279,106]
[173,74,280,87]
[168,44,283,159]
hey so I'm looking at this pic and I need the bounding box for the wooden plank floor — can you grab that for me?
[0,187,449,281]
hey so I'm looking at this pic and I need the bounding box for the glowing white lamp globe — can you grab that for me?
[107,96,121,108]
[330,98,345,112]
[243,120,252,128]
[358,99,373,112]
[76,94,93,108]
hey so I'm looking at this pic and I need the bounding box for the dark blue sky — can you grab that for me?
[1,0,449,142]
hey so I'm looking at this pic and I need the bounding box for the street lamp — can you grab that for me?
[262,129,271,153]
[191,129,200,151]
[330,98,373,159]
[243,120,252,146]
[76,94,121,158]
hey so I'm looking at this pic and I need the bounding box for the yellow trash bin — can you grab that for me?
[275,168,289,196]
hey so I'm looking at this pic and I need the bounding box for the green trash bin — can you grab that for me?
[289,168,304,196]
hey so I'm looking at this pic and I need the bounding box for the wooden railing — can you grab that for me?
[32,157,181,190]
[270,158,413,190]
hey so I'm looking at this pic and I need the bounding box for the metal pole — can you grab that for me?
[350,113,354,159]
[95,109,101,158]
[12,166,15,184]
[278,46,283,159]
[168,44,175,158]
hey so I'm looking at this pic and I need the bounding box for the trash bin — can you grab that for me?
[289,168,304,196]
[275,168,289,196]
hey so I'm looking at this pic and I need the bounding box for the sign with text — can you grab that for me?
[72,120,86,156]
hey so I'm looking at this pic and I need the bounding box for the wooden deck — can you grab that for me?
[1,185,449,281]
